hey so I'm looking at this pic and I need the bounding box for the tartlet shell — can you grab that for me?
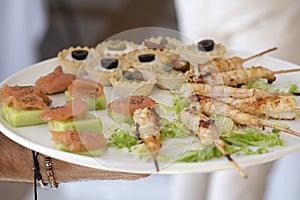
[142,36,184,61]
[93,40,138,58]
[57,46,93,75]
[124,48,168,71]
[155,64,195,90]
[182,43,226,65]
[84,56,130,86]
[109,70,156,97]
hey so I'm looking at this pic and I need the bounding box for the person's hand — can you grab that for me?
[0,132,149,183]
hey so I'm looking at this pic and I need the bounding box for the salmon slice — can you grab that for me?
[7,94,48,110]
[51,130,107,152]
[0,84,52,106]
[40,100,88,122]
[67,79,104,99]
[35,66,76,94]
[107,96,157,117]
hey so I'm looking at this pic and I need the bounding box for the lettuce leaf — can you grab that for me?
[160,118,192,140]
[288,83,300,95]
[221,128,285,148]
[172,95,190,114]
[246,78,279,92]
[108,124,139,149]
[176,145,237,162]
[176,128,284,162]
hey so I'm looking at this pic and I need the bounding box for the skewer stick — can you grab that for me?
[243,47,278,62]
[215,142,248,179]
[154,158,160,172]
[273,68,300,75]
[260,121,300,137]
[152,152,160,172]
[294,108,300,112]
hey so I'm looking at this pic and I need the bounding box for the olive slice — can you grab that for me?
[122,71,133,80]
[197,39,214,52]
[138,54,155,62]
[71,50,89,60]
[100,58,119,69]
[171,59,190,73]
[131,70,144,81]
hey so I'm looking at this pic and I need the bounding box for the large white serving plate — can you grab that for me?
[1,51,300,174]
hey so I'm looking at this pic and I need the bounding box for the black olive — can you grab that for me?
[100,58,119,69]
[138,54,155,62]
[197,39,214,52]
[122,71,133,80]
[131,70,144,81]
[171,59,190,73]
[71,50,88,60]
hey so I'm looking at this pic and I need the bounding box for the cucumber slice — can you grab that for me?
[48,113,103,132]
[2,106,46,127]
[107,109,133,124]
[55,144,103,157]
[65,91,106,110]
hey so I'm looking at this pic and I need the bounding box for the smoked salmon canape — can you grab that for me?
[65,79,106,110]
[40,100,107,156]
[107,95,157,124]
[35,66,76,95]
[0,84,52,127]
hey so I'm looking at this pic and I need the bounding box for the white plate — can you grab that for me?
[1,53,300,174]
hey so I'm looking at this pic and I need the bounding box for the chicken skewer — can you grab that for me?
[197,47,278,74]
[215,96,297,120]
[193,66,300,87]
[174,83,277,99]
[179,107,247,178]
[190,95,300,137]
[133,107,162,172]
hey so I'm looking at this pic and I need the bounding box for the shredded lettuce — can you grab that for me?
[130,143,171,162]
[160,118,192,140]
[221,128,285,148]
[246,78,279,92]
[108,123,139,150]
[172,95,191,114]
[176,128,284,162]
[288,83,300,94]
[210,113,236,136]
[176,145,237,162]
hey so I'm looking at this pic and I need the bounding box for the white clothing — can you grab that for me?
[0,0,47,81]
[173,0,300,200]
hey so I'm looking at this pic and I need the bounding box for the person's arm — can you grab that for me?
[0,132,148,183]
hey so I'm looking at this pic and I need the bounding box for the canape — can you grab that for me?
[109,68,156,97]
[84,56,129,86]
[182,39,226,65]
[58,46,93,75]
[40,100,106,156]
[65,79,106,110]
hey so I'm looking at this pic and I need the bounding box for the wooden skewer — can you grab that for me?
[154,158,160,172]
[294,108,300,112]
[243,47,278,62]
[215,141,248,179]
[273,68,300,75]
[194,115,247,178]
[260,121,300,137]
[152,152,160,172]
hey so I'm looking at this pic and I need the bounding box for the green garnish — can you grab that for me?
[288,84,300,94]
[160,118,192,140]
[108,124,139,150]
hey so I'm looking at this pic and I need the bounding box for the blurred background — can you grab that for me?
[41,0,178,60]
